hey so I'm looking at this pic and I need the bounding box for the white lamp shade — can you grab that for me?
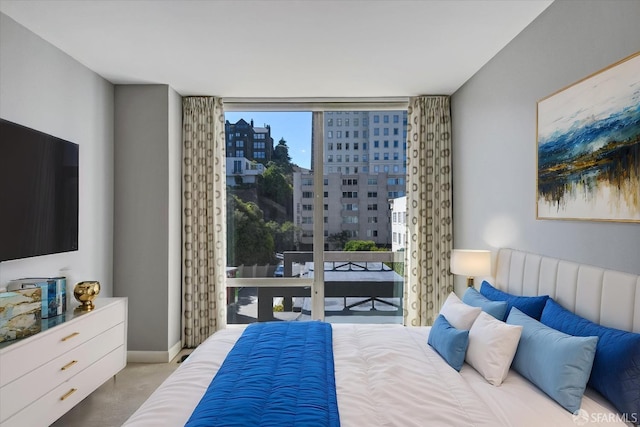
[450,249,491,277]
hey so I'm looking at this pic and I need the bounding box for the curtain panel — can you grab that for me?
[182,97,227,347]
[404,96,453,327]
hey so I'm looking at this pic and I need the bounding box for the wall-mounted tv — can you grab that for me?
[0,119,79,262]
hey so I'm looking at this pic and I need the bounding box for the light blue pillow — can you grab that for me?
[462,287,508,320]
[428,314,470,371]
[541,298,640,419]
[506,308,598,413]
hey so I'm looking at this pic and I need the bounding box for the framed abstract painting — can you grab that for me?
[536,52,640,223]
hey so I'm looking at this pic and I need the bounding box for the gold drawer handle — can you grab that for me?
[61,360,78,371]
[61,332,80,342]
[60,388,77,401]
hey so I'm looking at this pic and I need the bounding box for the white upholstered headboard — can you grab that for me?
[494,248,640,333]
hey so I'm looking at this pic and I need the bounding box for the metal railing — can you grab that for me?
[226,251,404,322]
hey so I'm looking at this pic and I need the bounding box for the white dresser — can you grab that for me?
[0,297,127,427]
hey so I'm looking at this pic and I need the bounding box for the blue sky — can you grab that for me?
[225,111,313,169]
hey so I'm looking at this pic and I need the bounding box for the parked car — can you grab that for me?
[274,264,284,277]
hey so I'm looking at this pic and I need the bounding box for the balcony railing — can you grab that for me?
[226,251,404,324]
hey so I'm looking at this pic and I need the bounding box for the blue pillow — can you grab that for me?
[480,281,549,320]
[507,308,598,413]
[428,314,470,371]
[462,287,509,320]
[541,298,640,419]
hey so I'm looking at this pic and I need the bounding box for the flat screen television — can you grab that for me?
[0,119,79,262]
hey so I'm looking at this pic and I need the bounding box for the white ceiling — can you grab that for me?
[0,0,553,98]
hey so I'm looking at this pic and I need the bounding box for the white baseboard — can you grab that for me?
[168,339,182,361]
[127,339,183,363]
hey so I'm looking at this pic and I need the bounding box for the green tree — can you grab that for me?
[258,163,292,207]
[266,220,298,253]
[227,195,276,266]
[326,231,350,250]
[272,138,293,173]
[344,240,385,251]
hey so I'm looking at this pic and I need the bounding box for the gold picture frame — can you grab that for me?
[536,52,640,223]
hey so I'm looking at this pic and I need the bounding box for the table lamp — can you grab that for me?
[450,249,491,287]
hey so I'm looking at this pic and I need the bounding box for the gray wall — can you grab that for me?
[114,85,182,354]
[451,0,640,293]
[2,12,183,357]
[0,13,114,296]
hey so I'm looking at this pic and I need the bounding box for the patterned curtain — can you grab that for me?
[182,97,227,347]
[404,96,453,326]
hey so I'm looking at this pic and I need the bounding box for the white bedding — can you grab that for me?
[124,324,629,427]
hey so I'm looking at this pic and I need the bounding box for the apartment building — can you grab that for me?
[294,111,408,250]
[225,119,274,163]
[391,196,407,252]
[226,157,265,186]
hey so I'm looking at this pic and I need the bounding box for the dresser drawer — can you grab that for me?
[0,300,125,387]
[0,345,126,427]
[0,322,125,422]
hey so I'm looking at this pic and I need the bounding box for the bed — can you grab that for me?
[124,249,640,426]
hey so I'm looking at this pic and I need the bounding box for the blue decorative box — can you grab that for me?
[8,277,67,318]
[0,288,42,342]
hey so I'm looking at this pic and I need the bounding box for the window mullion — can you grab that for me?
[312,111,325,321]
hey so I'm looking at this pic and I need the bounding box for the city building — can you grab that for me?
[225,119,274,163]
[390,196,407,252]
[293,111,408,250]
[226,157,265,186]
[323,111,407,176]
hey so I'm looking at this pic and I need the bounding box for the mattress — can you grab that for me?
[124,324,630,427]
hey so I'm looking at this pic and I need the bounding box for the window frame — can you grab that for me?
[223,99,409,322]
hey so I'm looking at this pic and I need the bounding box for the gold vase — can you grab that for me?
[73,281,101,311]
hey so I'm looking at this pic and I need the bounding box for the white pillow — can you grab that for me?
[465,311,523,386]
[439,292,482,330]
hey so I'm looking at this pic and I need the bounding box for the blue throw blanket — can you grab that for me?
[185,321,340,427]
